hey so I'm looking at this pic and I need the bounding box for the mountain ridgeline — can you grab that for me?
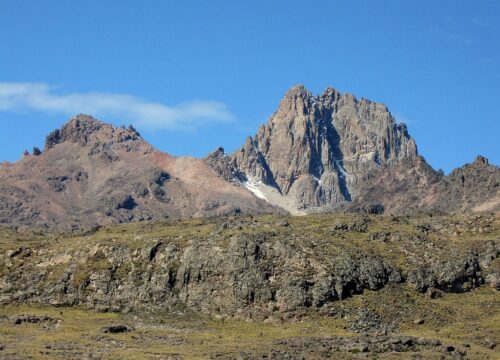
[207,85,499,215]
[1,85,498,229]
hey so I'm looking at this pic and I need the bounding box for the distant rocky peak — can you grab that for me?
[220,84,423,210]
[210,146,226,156]
[44,115,140,150]
[63,114,105,133]
[319,86,341,105]
[473,155,489,166]
[45,114,103,149]
[283,84,313,99]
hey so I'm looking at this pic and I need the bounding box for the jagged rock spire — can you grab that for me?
[228,85,419,209]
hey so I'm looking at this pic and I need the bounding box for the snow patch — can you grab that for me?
[312,175,322,185]
[243,178,268,201]
[336,160,350,179]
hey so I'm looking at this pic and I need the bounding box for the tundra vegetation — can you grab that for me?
[0,213,498,359]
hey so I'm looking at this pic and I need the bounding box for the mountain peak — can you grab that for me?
[70,114,104,125]
[322,86,339,95]
[44,115,140,150]
[473,155,489,166]
[283,84,312,99]
[45,114,105,150]
[226,84,422,212]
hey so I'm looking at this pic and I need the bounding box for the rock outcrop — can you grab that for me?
[425,156,500,213]
[0,214,498,316]
[207,85,499,214]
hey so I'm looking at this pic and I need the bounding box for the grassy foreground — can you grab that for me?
[0,213,499,359]
[0,285,498,359]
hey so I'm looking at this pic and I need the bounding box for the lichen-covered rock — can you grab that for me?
[407,252,482,293]
[0,233,403,316]
[485,272,500,290]
[348,308,396,334]
[0,214,497,319]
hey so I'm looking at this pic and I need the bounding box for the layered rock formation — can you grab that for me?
[0,115,275,229]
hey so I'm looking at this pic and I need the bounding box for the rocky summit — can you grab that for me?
[0,115,275,230]
[207,85,499,215]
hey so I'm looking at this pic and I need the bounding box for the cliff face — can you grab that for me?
[1,213,498,315]
[209,85,431,213]
[207,85,499,214]
[0,115,276,229]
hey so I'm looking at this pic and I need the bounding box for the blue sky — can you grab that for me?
[1,0,499,173]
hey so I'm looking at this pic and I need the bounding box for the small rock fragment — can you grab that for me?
[102,325,130,333]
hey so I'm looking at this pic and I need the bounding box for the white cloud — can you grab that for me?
[0,82,234,130]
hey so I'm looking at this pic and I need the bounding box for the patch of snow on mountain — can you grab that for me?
[243,178,268,201]
[336,160,350,179]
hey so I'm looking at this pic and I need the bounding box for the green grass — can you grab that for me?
[0,285,498,359]
[0,213,498,358]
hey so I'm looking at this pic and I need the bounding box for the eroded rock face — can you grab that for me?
[1,214,497,316]
[231,85,418,208]
[207,85,499,214]
[426,156,500,213]
[407,251,482,293]
[204,147,243,183]
[0,235,401,315]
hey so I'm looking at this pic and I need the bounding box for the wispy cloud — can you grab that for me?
[0,82,234,130]
[428,15,480,45]
[428,26,475,45]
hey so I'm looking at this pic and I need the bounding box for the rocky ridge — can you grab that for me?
[0,115,275,229]
[1,213,498,316]
[0,86,498,230]
[207,85,499,215]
